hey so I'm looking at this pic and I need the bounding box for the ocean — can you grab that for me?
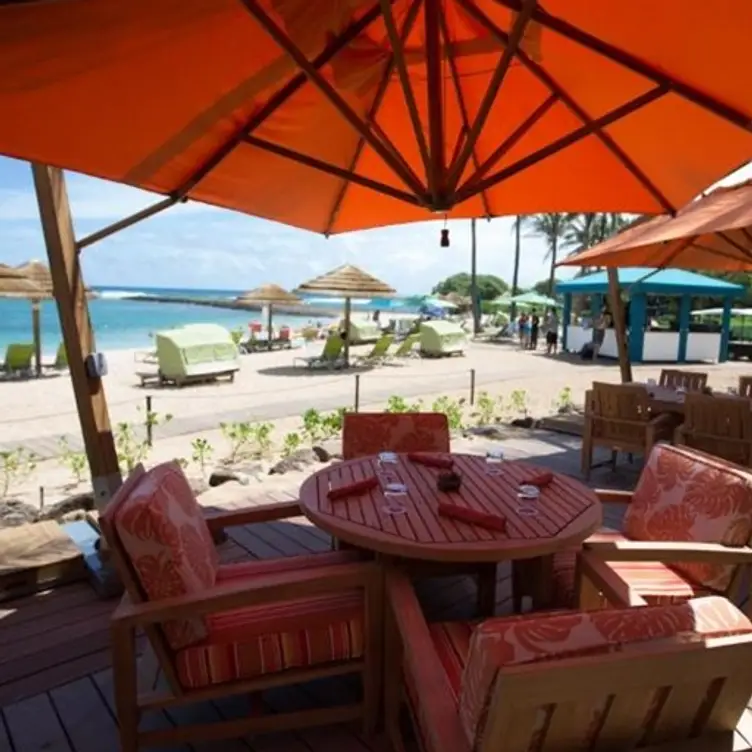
[0,285,418,354]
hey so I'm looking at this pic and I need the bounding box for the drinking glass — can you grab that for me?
[517,484,540,516]
[485,449,504,475]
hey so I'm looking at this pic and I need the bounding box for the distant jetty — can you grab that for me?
[124,293,342,319]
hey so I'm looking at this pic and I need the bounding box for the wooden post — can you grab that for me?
[470,218,480,335]
[31,164,122,510]
[606,267,632,383]
[31,300,42,377]
[343,296,352,367]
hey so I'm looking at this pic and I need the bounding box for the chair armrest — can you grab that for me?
[650,412,676,428]
[203,500,301,533]
[579,552,648,608]
[386,569,471,752]
[584,539,752,565]
[112,561,374,630]
[594,489,633,504]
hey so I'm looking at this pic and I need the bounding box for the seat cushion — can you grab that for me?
[113,461,219,649]
[458,596,752,748]
[342,412,450,460]
[624,443,752,591]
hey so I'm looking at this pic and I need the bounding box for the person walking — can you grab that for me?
[529,309,540,350]
[545,307,559,355]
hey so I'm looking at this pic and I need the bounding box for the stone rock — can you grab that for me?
[0,499,40,528]
[40,492,95,522]
[209,468,251,487]
[510,416,535,429]
[465,425,507,440]
[268,447,326,475]
[315,440,340,461]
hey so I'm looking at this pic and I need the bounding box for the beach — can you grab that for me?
[1,338,748,513]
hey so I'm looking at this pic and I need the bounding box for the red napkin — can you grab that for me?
[438,503,506,532]
[407,452,454,469]
[520,471,554,488]
[327,476,378,501]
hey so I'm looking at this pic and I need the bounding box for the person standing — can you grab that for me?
[592,306,611,359]
[545,307,559,355]
[529,309,540,350]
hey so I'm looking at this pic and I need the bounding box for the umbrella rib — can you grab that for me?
[439,11,491,217]
[243,135,422,206]
[457,0,676,214]
[325,0,424,236]
[492,0,752,133]
[171,1,389,198]
[717,231,752,262]
[238,0,426,199]
[445,0,536,195]
[380,0,433,194]
[455,85,668,202]
[424,0,445,202]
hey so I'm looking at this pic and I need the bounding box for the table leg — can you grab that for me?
[512,556,555,612]
[476,563,497,617]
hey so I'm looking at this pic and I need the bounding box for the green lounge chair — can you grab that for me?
[354,333,394,365]
[2,343,34,376]
[293,335,345,369]
[45,342,68,370]
[390,333,421,359]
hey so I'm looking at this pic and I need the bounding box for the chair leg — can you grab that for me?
[111,623,139,752]
[581,430,593,480]
[476,564,497,617]
[610,450,618,471]
[363,565,384,736]
[384,593,406,751]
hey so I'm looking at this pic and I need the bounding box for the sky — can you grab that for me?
[0,155,750,295]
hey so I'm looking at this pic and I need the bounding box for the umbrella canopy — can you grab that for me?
[488,292,513,307]
[295,264,396,298]
[236,283,301,305]
[559,181,752,272]
[511,291,560,307]
[0,264,45,298]
[2,3,752,232]
[421,296,456,309]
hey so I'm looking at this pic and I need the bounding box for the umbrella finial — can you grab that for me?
[440,216,450,247]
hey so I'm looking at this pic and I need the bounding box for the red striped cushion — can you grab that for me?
[175,591,363,688]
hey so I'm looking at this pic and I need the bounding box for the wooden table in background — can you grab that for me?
[299,454,602,611]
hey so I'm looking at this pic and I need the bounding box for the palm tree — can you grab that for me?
[563,212,633,274]
[510,216,522,320]
[520,213,574,295]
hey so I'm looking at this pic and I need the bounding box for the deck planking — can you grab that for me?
[0,495,749,751]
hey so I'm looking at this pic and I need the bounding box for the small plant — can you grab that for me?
[509,389,530,417]
[115,422,150,473]
[0,447,37,497]
[250,422,274,457]
[220,421,254,464]
[472,391,496,426]
[320,408,346,439]
[385,395,423,413]
[431,395,465,431]
[190,437,214,475]
[229,327,245,347]
[282,431,302,457]
[138,405,173,447]
[300,408,323,444]
[556,386,574,413]
[175,457,190,470]
[58,438,88,486]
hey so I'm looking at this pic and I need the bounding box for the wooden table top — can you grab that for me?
[298,454,602,562]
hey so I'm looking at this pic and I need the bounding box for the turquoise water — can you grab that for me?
[0,286,417,354]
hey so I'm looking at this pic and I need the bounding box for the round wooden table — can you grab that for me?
[299,453,602,612]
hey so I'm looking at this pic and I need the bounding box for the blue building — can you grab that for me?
[555,268,743,363]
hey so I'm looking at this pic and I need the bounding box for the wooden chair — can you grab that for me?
[581,382,674,479]
[341,412,450,460]
[675,392,752,467]
[101,461,381,751]
[739,375,752,398]
[553,443,752,611]
[385,566,752,752]
[659,368,708,392]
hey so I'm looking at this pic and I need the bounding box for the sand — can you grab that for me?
[0,338,749,511]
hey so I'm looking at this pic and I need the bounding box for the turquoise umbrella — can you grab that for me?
[510,291,561,308]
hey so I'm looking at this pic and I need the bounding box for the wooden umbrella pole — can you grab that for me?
[31,299,42,377]
[344,297,352,367]
[267,304,274,351]
[607,267,632,383]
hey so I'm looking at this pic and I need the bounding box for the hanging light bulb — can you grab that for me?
[440,216,450,247]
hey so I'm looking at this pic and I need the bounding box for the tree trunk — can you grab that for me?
[470,218,480,335]
[547,235,558,297]
[510,216,521,321]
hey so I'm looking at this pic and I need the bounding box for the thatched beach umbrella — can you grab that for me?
[236,283,301,350]
[0,264,46,375]
[294,264,396,367]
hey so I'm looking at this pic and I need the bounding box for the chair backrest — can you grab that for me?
[394,333,418,356]
[321,335,344,359]
[589,382,650,444]
[250,321,262,333]
[342,412,450,460]
[739,375,752,398]
[100,461,220,655]
[369,333,394,356]
[5,343,34,369]
[623,442,752,592]
[278,326,291,341]
[682,392,752,466]
[54,342,67,369]
[460,596,752,752]
[659,368,708,392]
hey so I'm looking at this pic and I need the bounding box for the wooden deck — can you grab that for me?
[2,488,752,751]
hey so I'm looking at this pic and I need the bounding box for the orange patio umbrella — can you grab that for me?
[1,2,752,233]
[559,181,752,272]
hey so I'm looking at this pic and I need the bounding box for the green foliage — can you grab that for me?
[431,396,465,431]
[229,327,245,347]
[115,422,151,473]
[0,447,37,497]
[432,272,508,301]
[251,422,274,456]
[471,391,497,426]
[220,421,254,464]
[556,386,574,412]
[190,438,214,475]
[509,389,530,417]
[58,438,88,486]
[385,395,423,413]
[320,409,346,440]
[300,408,324,444]
[282,432,302,457]
[139,405,173,432]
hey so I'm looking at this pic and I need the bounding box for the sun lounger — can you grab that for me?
[1,343,34,376]
[389,332,420,359]
[353,333,394,365]
[293,335,344,369]
[271,326,293,349]
[44,342,67,371]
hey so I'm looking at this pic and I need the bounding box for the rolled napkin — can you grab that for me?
[407,452,454,469]
[438,503,506,533]
[519,471,554,488]
[327,475,379,501]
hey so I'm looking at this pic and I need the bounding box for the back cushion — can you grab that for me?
[459,596,752,748]
[342,412,450,460]
[113,461,219,649]
[624,443,752,591]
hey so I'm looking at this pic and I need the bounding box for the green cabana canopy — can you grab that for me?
[510,291,561,308]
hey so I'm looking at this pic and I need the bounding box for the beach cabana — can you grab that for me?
[0,264,46,376]
[510,291,561,308]
[294,265,395,368]
[236,283,300,350]
[556,268,742,363]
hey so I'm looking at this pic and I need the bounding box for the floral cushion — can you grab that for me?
[624,443,752,591]
[112,461,219,650]
[458,596,752,748]
[342,412,450,460]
